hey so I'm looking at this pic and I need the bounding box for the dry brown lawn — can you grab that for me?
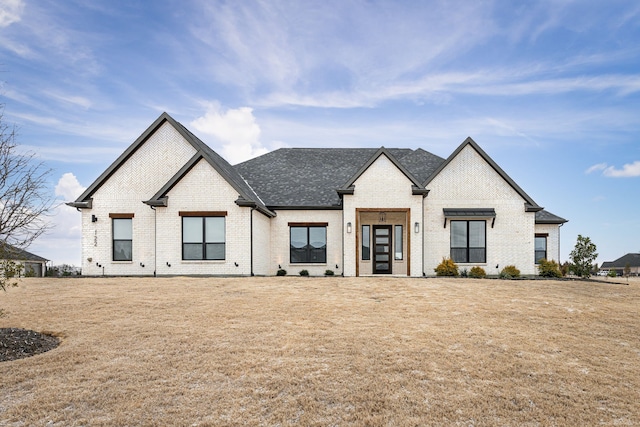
[1,276,639,426]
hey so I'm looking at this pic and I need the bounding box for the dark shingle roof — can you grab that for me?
[535,210,568,224]
[234,148,445,207]
[601,253,640,269]
[0,243,48,262]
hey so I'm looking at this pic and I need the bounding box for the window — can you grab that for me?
[394,225,403,260]
[362,225,370,260]
[535,235,547,264]
[112,218,132,261]
[451,220,486,263]
[182,216,225,260]
[290,225,327,263]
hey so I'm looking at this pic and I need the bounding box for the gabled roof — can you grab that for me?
[0,243,48,262]
[601,253,640,269]
[235,148,445,208]
[67,112,272,216]
[338,147,428,196]
[423,137,543,212]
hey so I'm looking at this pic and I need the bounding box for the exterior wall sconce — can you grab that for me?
[140,262,145,268]
[415,222,420,233]
[346,222,352,233]
[379,212,386,222]
[91,214,98,222]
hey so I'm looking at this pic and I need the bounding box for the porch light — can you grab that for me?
[414,222,420,233]
[347,222,352,233]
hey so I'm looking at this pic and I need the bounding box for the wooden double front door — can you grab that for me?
[373,225,392,274]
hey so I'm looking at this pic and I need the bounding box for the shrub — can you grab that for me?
[469,266,486,278]
[299,269,309,277]
[434,258,459,277]
[538,259,562,278]
[499,265,520,279]
[324,269,335,276]
[460,268,468,278]
[276,269,287,276]
[607,269,617,278]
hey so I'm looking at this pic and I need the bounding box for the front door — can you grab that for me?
[373,225,392,274]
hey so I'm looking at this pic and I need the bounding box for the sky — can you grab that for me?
[0,0,639,267]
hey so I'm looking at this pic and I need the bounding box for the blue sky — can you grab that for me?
[1,0,639,267]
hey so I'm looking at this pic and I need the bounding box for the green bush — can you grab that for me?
[276,269,287,276]
[607,269,617,278]
[538,259,562,278]
[299,269,309,277]
[469,266,486,278]
[324,269,335,276]
[499,265,520,279]
[434,258,459,277]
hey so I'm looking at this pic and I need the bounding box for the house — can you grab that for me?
[0,243,48,277]
[601,253,640,276]
[67,112,567,277]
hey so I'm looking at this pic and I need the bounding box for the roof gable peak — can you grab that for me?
[339,147,424,191]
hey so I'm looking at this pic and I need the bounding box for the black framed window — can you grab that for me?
[290,226,326,263]
[112,218,132,261]
[362,225,370,260]
[394,225,403,260]
[182,216,225,260]
[535,235,547,264]
[451,220,486,263]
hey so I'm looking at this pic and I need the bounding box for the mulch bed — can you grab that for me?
[0,328,60,362]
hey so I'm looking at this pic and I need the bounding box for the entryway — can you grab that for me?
[373,225,392,274]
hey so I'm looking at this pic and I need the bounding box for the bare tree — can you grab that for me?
[0,105,55,292]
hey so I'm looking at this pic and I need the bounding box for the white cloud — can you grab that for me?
[602,161,640,178]
[0,0,24,27]
[585,163,608,174]
[55,172,86,200]
[585,161,640,177]
[190,104,268,164]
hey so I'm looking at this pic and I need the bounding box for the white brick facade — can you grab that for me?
[71,114,565,278]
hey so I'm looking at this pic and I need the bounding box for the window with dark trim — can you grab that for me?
[182,216,225,260]
[394,225,403,260]
[450,220,486,263]
[535,235,547,264]
[362,225,370,260]
[112,218,132,261]
[290,225,327,263]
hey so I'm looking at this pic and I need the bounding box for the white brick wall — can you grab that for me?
[81,122,197,276]
[269,210,343,277]
[535,223,562,265]
[154,159,251,276]
[424,144,538,276]
[343,155,424,277]
[252,210,271,275]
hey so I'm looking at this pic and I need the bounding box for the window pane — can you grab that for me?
[113,240,132,261]
[451,221,467,247]
[451,248,468,263]
[183,217,203,243]
[206,243,225,260]
[205,217,225,243]
[113,218,132,239]
[183,243,203,260]
[469,221,485,247]
[469,248,486,263]
[290,227,307,249]
[535,250,546,264]
[535,237,547,251]
[362,225,370,260]
[395,225,403,260]
[290,248,307,263]
[309,227,326,249]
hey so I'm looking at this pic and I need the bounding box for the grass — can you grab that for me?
[1,276,640,426]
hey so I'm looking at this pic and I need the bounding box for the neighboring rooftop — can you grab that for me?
[601,253,640,269]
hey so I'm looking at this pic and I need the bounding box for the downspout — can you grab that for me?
[250,207,255,276]
[558,222,564,263]
[422,196,426,277]
[150,205,157,277]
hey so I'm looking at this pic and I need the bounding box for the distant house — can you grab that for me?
[0,244,48,277]
[601,253,640,276]
[68,112,567,277]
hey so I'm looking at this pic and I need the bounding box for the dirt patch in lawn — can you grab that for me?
[1,276,639,426]
[0,328,60,362]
